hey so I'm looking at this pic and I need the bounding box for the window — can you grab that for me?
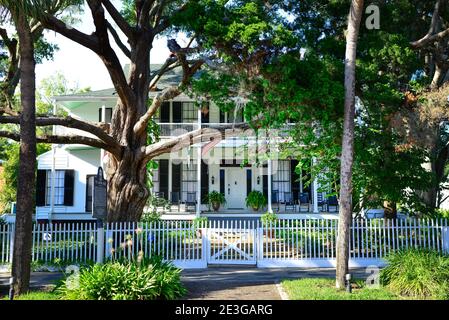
[181,160,198,201]
[46,170,65,205]
[272,160,291,202]
[98,108,113,123]
[36,170,74,206]
[182,102,197,123]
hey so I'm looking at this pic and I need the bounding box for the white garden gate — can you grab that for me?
[205,220,257,265]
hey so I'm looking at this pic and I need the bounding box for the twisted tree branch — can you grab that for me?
[0,115,122,157]
[0,131,119,156]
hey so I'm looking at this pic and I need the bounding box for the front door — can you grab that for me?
[226,168,246,209]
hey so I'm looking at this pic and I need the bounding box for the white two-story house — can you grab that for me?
[32,65,332,221]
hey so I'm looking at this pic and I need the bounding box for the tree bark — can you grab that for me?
[336,0,364,290]
[106,148,149,222]
[11,13,36,295]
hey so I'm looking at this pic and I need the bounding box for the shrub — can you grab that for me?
[204,191,226,211]
[434,209,449,219]
[261,212,278,226]
[380,249,449,299]
[57,256,186,300]
[245,191,267,211]
[141,211,162,223]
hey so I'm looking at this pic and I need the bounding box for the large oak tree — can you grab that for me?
[0,0,284,222]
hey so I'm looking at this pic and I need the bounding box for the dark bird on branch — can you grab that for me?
[167,39,181,57]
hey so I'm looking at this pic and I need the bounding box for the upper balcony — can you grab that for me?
[53,89,294,147]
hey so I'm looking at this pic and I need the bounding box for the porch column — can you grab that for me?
[100,104,106,170]
[49,99,58,222]
[312,157,319,213]
[49,144,56,220]
[267,159,273,213]
[196,108,202,216]
[168,158,172,204]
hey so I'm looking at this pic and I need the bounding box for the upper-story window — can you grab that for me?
[182,102,197,123]
[220,108,243,123]
[98,108,113,123]
[153,101,210,124]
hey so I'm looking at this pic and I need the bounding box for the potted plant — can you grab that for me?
[245,191,267,211]
[261,212,278,238]
[204,191,226,212]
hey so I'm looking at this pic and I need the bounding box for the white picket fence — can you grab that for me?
[1,219,449,269]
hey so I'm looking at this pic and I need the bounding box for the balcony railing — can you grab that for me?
[54,122,295,140]
[157,123,295,139]
[158,123,199,137]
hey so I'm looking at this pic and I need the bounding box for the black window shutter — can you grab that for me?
[262,175,268,200]
[159,160,169,199]
[201,162,209,204]
[291,160,300,201]
[201,102,210,123]
[160,102,170,123]
[64,170,75,206]
[98,108,102,122]
[172,102,182,123]
[219,169,225,194]
[171,163,181,194]
[36,170,47,206]
[219,110,225,123]
[246,170,252,196]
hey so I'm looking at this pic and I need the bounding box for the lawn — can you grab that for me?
[2,290,60,300]
[281,278,423,300]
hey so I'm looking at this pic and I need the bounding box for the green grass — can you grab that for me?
[281,278,423,300]
[2,290,60,300]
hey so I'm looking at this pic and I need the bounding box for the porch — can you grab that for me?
[160,211,339,221]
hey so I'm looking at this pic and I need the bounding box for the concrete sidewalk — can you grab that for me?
[0,272,63,295]
[181,267,368,300]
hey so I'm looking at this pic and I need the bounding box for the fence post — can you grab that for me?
[201,227,208,266]
[96,220,105,264]
[443,226,449,255]
[257,227,263,263]
[9,223,14,264]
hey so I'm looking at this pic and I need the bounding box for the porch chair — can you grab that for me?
[327,195,339,212]
[317,192,328,212]
[271,190,280,212]
[284,192,296,212]
[170,191,181,212]
[185,192,197,212]
[298,192,310,212]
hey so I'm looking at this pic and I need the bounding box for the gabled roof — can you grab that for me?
[53,64,185,103]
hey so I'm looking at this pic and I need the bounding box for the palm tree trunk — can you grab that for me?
[11,13,36,295]
[336,0,364,289]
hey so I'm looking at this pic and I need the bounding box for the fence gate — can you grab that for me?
[206,220,257,265]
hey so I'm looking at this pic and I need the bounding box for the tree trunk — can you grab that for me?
[106,148,149,222]
[336,0,364,290]
[105,43,152,222]
[11,13,36,295]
